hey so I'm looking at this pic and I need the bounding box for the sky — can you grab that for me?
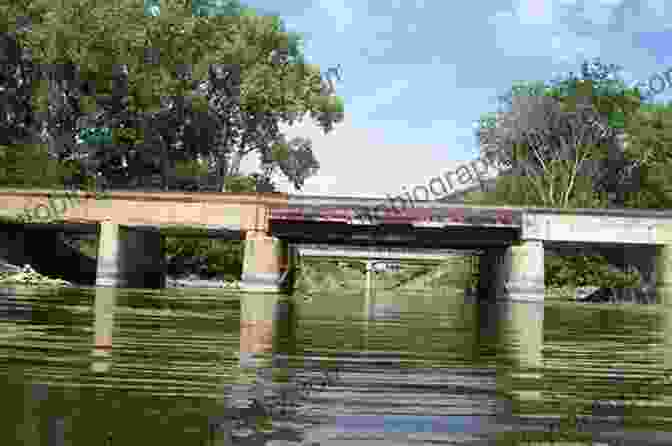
[235,0,672,199]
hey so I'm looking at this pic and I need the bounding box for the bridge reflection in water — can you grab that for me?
[82,283,672,445]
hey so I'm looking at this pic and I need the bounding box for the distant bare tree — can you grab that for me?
[477,92,627,208]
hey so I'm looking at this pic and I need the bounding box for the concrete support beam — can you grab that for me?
[479,240,545,302]
[95,221,165,288]
[656,245,672,301]
[240,231,292,293]
[655,245,672,378]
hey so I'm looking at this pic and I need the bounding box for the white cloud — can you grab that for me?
[516,0,555,26]
[647,0,666,16]
[488,2,603,65]
[348,79,411,118]
[235,114,462,197]
[579,1,621,26]
[316,0,354,33]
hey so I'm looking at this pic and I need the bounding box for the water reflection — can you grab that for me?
[0,285,32,322]
[0,283,671,445]
[92,287,117,373]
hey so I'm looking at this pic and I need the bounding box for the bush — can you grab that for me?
[164,237,243,280]
[545,254,641,289]
[0,144,79,188]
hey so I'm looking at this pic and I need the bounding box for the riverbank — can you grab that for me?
[0,264,72,287]
[0,261,240,289]
[0,260,647,302]
[165,274,240,289]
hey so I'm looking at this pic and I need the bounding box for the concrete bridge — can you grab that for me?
[2,187,670,443]
[1,188,672,302]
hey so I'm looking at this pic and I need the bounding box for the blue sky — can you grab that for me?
[235,0,672,198]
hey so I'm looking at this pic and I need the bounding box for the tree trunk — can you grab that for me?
[229,150,243,177]
[216,155,228,192]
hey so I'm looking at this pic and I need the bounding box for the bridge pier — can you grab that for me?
[240,231,295,293]
[479,240,545,302]
[95,221,165,288]
[656,245,672,378]
[656,245,672,302]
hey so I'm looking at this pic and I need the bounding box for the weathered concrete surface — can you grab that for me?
[479,241,545,302]
[240,232,297,293]
[0,188,290,233]
[95,221,165,288]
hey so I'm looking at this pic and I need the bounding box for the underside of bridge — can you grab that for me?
[2,217,672,305]
[269,221,520,249]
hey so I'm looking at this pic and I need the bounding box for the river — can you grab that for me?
[1,285,671,445]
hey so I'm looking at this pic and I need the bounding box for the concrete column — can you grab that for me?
[364,260,375,320]
[656,245,672,377]
[95,221,165,288]
[656,245,672,302]
[479,240,545,302]
[240,231,291,293]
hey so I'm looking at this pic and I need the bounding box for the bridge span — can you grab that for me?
[1,189,672,302]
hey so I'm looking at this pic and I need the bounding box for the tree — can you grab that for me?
[619,101,672,209]
[476,93,617,208]
[269,135,319,190]
[0,142,77,187]
[475,58,643,209]
[493,58,642,131]
[469,59,653,292]
[2,0,343,191]
[0,22,49,153]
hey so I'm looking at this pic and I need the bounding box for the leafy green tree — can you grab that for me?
[475,58,644,209]
[222,172,257,192]
[2,0,343,191]
[0,142,77,187]
[469,59,654,290]
[493,58,642,130]
[476,93,618,208]
[545,254,640,290]
[619,101,672,209]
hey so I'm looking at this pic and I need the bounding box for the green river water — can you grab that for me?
[1,285,671,445]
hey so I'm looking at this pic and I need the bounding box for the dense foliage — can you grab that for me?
[0,0,345,279]
[0,0,342,191]
[164,236,243,280]
[475,59,642,209]
[468,58,660,290]
[620,101,672,209]
[545,254,640,289]
[0,142,78,187]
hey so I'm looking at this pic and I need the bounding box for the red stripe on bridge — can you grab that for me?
[270,207,518,226]
[495,209,513,225]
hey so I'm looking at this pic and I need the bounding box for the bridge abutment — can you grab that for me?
[655,245,672,386]
[479,240,545,302]
[95,221,165,288]
[656,245,672,302]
